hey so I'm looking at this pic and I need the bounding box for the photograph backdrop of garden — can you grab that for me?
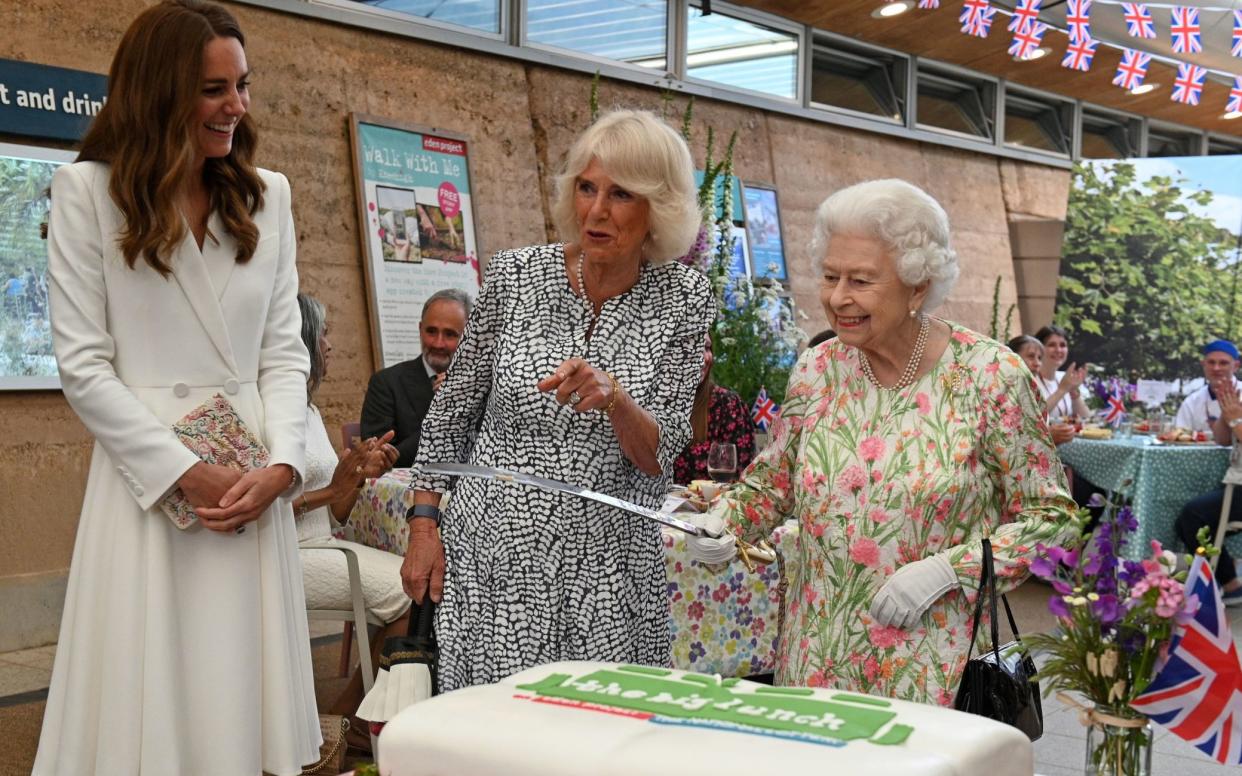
[0,150,60,383]
[1055,156,1242,383]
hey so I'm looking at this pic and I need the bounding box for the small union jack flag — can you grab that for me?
[1232,10,1242,57]
[1121,3,1155,39]
[959,0,989,23]
[1112,48,1151,91]
[1061,36,1097,71]
[1171,6,1202,55]
[1172,62,1206,105]
[1009,21,1047,58]
[917,0,940,7]
[1130,556,1242,764]
[1065,0,1091,42]
[751,387,779,431]
[1104,388,1125,426]
[1008,0,1042,32]
[1228,76,1242,114]
[961,5,997,36]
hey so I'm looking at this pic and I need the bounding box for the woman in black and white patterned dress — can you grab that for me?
[401,110,715,692]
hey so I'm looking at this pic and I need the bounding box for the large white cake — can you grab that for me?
[377,661,1033,775]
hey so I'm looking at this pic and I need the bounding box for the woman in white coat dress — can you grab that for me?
[34,2,321,774]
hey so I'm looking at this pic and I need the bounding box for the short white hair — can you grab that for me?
[552,110,700,264]
[809,179,959,312]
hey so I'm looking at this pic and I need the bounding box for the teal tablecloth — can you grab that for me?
[1057,436,1240,559]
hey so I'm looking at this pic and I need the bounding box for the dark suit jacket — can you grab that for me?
[360,356,435,468]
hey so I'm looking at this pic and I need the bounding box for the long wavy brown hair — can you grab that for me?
[77,0,264,276]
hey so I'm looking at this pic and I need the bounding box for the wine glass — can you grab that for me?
[707,442,738,484]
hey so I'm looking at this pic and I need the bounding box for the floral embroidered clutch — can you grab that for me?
[160,393,270,529]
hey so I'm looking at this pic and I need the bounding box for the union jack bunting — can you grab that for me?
[959,0,989,23]
[962,5,997,36]
[1065,0,1092,42]
[1007,0,1042,32]
[1170,6,1202,55]
[1009,21,1047,58]
[1121,3,1155,39]
[917,0,940,8]
[1232,10,1242,57]
[1112,48,1151,92]
[1061,36,1097,71]
[751,387,779,431]
[1228,76,1242,114]
[1171,62,1206,105]
[1130,557,1242,764]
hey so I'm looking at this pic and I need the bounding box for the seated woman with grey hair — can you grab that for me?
[687,179,1077,706]
[401,109,716,691]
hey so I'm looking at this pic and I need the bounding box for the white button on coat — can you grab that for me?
[173,382,189,398]
[224,378,240,395]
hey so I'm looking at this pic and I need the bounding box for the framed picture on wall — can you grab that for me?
[0,141,76,390]
[348,114,483,369]
[741,182,788,283]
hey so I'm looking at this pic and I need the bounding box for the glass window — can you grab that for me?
[810,35,905,122]
[347,0,501,34]
[1003,92,1071,155]
[915,67,994,140]
[686,6,798,99]
[1147,126,1200,157]
[526,0,668,68]
[1209,135,1242,156]
[1080,109,1138,159]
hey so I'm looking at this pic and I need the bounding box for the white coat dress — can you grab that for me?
[33,161,321,776]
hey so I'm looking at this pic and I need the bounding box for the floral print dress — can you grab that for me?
[710,322,1077,705]
[673,385,757,484]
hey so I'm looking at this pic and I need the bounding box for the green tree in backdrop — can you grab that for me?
[1054,161,1241,379]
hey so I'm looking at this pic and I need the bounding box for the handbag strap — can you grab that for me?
[964,537,1026,664]
[408,587,436,639]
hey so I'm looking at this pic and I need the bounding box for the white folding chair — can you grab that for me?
[1211,483,1242,574]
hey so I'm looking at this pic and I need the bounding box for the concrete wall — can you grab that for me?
[0,0,1070,650]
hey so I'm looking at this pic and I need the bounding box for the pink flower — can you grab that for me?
[806,669,827,687]
[863,656,880,681]
[869,624,909,649]
[870,508,889,523]
[837,465,867,492]
[915,392,931,414]
[860,436,886,462]
[849,537,881,568]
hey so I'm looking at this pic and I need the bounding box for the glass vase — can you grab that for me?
[1083,706,1153,776]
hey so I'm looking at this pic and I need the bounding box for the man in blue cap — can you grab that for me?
[1172,339,1240,434]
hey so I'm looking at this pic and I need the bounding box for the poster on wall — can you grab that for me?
[0,142,75,390]
[349,114,482,369]
[741,182,788,282]
[1055,155,1242,390]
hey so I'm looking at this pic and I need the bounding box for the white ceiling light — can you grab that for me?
[872,1,914,18]
[1015,46,1051,61]
[1130,82,1159,95]
[1224,110,1242,120]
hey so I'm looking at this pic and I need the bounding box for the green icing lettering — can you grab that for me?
[617,665,672,678]
[515,668,909,745]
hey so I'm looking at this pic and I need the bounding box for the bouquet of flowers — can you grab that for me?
[1023,506,1202,775]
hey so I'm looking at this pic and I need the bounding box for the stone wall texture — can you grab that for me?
[0,0,1070,647]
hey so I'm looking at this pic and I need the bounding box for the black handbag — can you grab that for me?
[953,537,1044,741]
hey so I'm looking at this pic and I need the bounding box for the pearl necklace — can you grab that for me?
[858,314,929,390]
[575,248,591,305]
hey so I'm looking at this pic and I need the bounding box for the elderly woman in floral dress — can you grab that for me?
[688,179,1078,706]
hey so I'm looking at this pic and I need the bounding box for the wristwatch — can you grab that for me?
[1229,418,1242,429]
[406,503,442,526]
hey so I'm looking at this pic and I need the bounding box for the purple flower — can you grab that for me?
[1030,554,1057,581]
[1091,593,1122,625]
[1119,560,1145,586]
[1052,579,1073,595]
[1048,596,1071,618]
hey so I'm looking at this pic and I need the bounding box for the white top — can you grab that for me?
[1174,380,1238,432]
[297,403,337,542]
[1035,370,1075,419]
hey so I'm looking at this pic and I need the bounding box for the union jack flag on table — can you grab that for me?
[1112,48,1151,91]
[1233,11,1242,57]
[751,387,779,432]
[1171,6,1202,55]
[1065,0,1092,42]
[1103,386,1126,427]
[1061,36,1098,72]
[1172,63,1206,106]
[1229,77,1242,115]
[1121,3,1155,39]
[961,5,997,36]
[1009,21,1047,58]
[1130,556,1242,764]
[1008,0,1042,32]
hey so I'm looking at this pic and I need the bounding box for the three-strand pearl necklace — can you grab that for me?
[858,313,929,390]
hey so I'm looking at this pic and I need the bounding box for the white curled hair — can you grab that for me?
[551,109,700,264]
[809,179,960,312]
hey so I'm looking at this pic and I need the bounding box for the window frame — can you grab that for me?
[807,30,908,127]
[681,0,806,105]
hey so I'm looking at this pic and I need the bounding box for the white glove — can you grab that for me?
[869,554,959,629]
[682,512,737,565]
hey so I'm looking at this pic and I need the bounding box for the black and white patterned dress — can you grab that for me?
[413,243,715,692]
